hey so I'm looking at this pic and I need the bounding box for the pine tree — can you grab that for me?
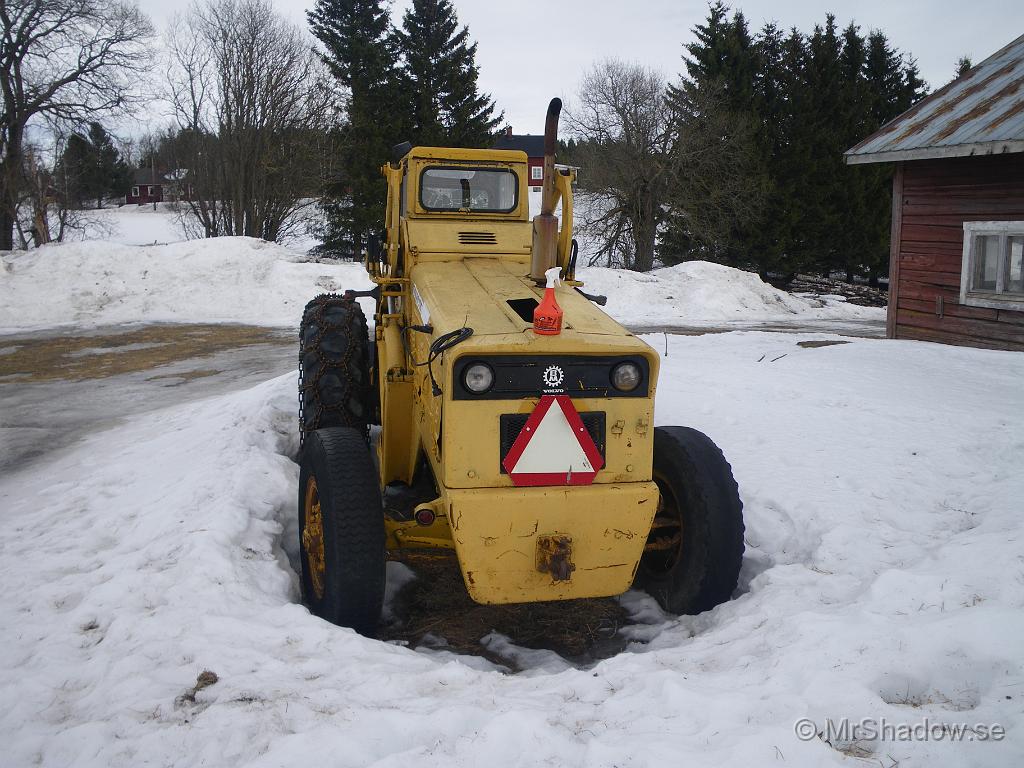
[55,133,92,210]
[309,0,406,256]
[55,123,130,209]
[747,21,794,277]
[855,32,928,284]
[835,23,876,281]
[86,123,131,208]
[395,0,500,148]
[955,56,973,79]
[798,16,846,276]
[663,8,927,284]
[662,3,766,268]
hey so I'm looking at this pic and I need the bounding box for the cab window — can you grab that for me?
[419,167,518,213]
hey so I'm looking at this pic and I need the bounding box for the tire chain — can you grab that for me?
[298,293,369,448]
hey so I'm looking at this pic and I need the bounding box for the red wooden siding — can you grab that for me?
[890,153,1024,350]
[528,159,544,186]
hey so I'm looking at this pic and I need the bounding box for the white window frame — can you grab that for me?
[960,221,1024,311]
[147,185,155,196]
[531,165,543,182]
[131,186,139,198]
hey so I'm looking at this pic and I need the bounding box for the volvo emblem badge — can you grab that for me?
[542,364,565,390]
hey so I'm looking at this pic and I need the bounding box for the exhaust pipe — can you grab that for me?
[529,98,562,283]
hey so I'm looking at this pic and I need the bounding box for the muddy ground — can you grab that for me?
[0,324,295,472]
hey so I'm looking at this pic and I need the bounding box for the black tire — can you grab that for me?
[634,426,745,615]
[298,427,385,635]
[298,295,372,445]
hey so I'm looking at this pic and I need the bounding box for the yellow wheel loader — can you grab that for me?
[297,100,744,636]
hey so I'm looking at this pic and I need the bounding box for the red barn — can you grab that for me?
[845,34,1024,351]
[127,168,163,205]
[126,169,193,206]
[493,127,545,186]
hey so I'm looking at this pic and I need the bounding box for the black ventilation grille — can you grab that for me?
[458,231,497,245]
[499,412,605,473]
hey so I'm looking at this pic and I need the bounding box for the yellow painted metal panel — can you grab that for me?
[446,482,659,604]
[411,259,638,339]
[406,220,532,256]
[441,395,655,490]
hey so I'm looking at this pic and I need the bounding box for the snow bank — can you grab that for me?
[1,332,1021,767]
[0,237,370,331]
[2,236,879,333]
[578,261,884,325]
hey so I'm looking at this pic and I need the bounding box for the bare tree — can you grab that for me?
[0,0,152,250]
[165,0,336,243]
[567,60,675,272]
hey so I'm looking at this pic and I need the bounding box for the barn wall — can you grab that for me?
[892,154,1024,351]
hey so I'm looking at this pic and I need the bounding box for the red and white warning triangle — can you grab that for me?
[502,395,604,486]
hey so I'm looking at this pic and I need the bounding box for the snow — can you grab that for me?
[67,202,323,253]
[1,204,1018,766]
[578,261,884,324]
[0,237,370,331]
[2,234,879,333]
[1,332,1022,767]
[70,203,188,246]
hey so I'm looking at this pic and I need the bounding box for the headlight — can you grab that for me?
[463,362,494,394]
[611,361,642,392]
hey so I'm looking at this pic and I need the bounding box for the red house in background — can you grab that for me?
[845,34,1024,351]
[493,127,545,187]
[126,168,192,206]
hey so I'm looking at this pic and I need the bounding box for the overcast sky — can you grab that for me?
[136,0,1023,133]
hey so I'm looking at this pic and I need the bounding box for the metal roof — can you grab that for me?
[845,34,1024,164]
[492,134,545,158]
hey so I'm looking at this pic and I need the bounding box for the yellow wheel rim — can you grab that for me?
[642,475,684,573]
[302,476,326,600]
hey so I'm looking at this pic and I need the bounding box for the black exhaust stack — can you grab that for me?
[529,98,562,283]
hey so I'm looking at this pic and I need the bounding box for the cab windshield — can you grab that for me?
[419,167,518,213]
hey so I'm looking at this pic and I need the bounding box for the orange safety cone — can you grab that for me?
[533,266,563,335]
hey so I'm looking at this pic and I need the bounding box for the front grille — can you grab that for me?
[452,355,651,400]
[458,231,497,245]
[499,411,605,473]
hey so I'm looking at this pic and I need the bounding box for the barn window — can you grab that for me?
[960,222,1024,310]
[147,185,154,196]
[531,165,543,181]
[131,186,139,198]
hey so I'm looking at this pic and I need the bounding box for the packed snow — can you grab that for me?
[1,233,880,333]
[1,331,1021,767]
[67,202,322,253]
[578,261,884,325]
[0,237,370,331]
[65,202,188,246]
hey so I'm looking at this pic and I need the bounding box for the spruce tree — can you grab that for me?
[395,0,501,148]
[309,0,406,256]
[798,16,846,276]
[663,3,766,268]
[86,123,131,209]
[55,123,130,209]
[55,133,92,210]
[855,32,927,285]
[746,21,803,279]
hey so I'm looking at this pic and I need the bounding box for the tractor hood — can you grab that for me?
[409,259,633,344]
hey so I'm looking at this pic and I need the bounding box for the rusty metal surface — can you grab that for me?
[846,34,1024,163]
[536,535,575,581]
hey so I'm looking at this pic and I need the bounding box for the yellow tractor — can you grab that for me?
[297,99,744,635]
